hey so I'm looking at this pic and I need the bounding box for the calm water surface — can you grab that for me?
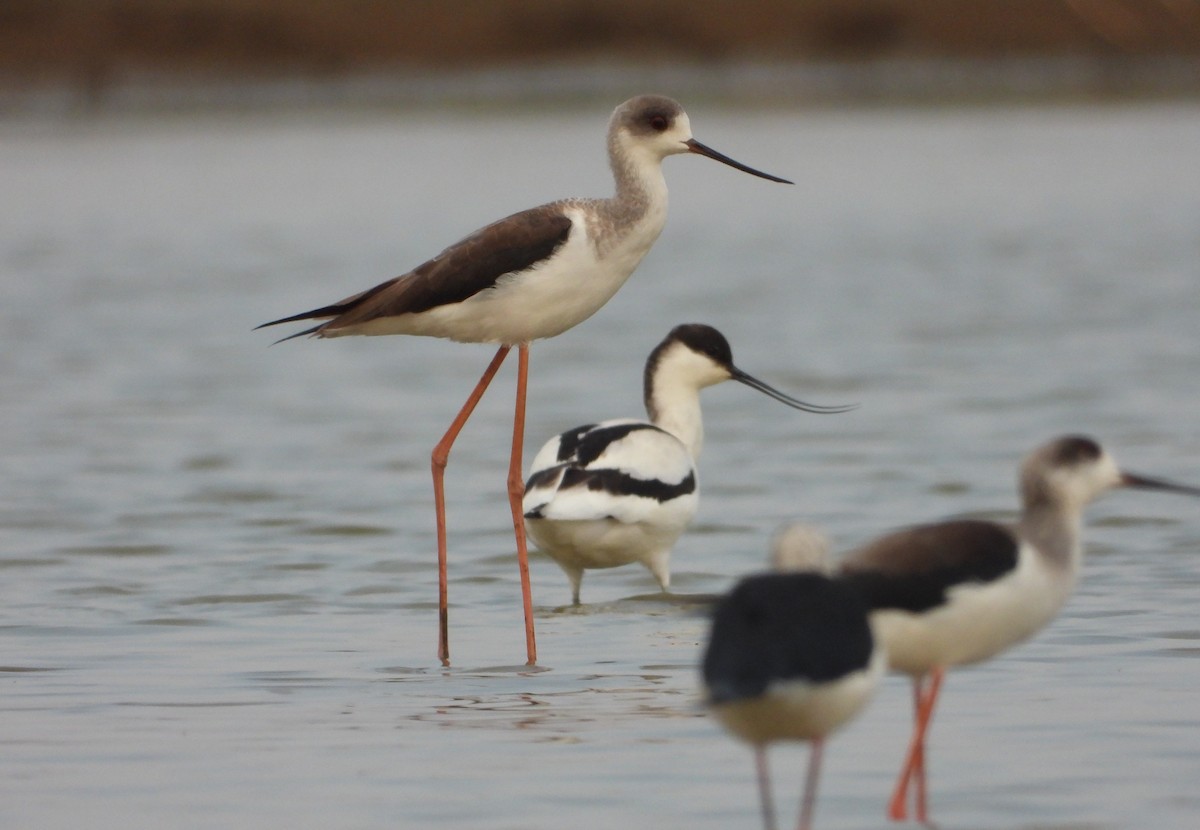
[2,100,1199,829]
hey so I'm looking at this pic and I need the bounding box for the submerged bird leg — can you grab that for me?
[888,668,944,822]
[797,738,825,830]
[755,746,779,830]
[506,342,537,665]
[432,345,512,666]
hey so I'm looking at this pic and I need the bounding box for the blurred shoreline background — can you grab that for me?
[4,0,1200,114]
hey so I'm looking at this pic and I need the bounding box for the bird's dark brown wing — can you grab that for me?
[839,520,1020,613]
[257,203,574,335]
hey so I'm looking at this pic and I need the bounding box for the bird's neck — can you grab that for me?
[593,138,670,255]
[646,376,704,459]
[1018,499,1084,576]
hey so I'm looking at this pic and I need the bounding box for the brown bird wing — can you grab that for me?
[839,519,1020,613]
[257,203,574,335]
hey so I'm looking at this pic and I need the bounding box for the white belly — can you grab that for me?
[344,206,664,345]
[874,546,1075,675]
[526,502,693,587]
[713,649,885,745]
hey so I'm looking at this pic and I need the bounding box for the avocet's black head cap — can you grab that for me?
[642,324,734,407]
[643,323,856,416]
[665,323,734,366]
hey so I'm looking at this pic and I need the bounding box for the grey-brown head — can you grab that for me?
[608,95,792,183]
[1019,434,1200,513]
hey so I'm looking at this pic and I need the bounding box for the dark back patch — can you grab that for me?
[271,206,575,332]
[560,466,696,504]
[554,423,599,462]
[703,572,875,704]
[840,520,1020,613]
[401,208,574,315]
[524,466,565,494]
[569,422,669,466]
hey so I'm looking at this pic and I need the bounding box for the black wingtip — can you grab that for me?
[264,324,323,345]
[255,297,356,331]
[255,311,320,331]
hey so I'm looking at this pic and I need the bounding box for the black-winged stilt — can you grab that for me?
[257,96,790,665]
[522,323,853,605]
[703,566,884,830]
[836,434,1200,823]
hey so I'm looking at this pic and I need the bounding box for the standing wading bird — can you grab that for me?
[257,95,791,666]
[703,568,885,830]
[834,435,1200,824]
[522,323,854,605]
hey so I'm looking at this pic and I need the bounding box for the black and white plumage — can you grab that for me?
[255,97,791,347]
[522,323,853,604]
[256,96,791,667]
[833,434,1200,824]
[703,571,885,830]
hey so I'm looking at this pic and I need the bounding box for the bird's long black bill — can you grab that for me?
[1121,471,1200,497]
[732,368,857,414]
[686,139,793,184]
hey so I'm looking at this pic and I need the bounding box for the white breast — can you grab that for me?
[389,206,664,345]
[871,542,1074,675]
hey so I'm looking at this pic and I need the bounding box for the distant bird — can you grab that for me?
[257,96,791,665]
[522,323,853,605]
[836,435,1200,823]
[770,522,832,573]
[703,569,885,830]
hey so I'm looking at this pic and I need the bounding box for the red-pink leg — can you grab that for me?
[896,676,928,821]
[887,668,944,822]
[432,345,511,666]
[755,745,778,830]
[913,673,939,824]
[888,677,923,820]
[506,343,537,665]
[797,738,824,830]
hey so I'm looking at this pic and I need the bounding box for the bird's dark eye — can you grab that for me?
[649,115,669,131]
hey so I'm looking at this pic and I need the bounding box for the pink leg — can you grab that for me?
[887,668,944,823]
[912,675,936,824]
[797,738,825,830]
[506,343,537,666]
[432,345,510,666]
[895,676,929,821]
[755,746,779,830]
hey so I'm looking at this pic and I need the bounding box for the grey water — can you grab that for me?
[2,98,1199,830]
